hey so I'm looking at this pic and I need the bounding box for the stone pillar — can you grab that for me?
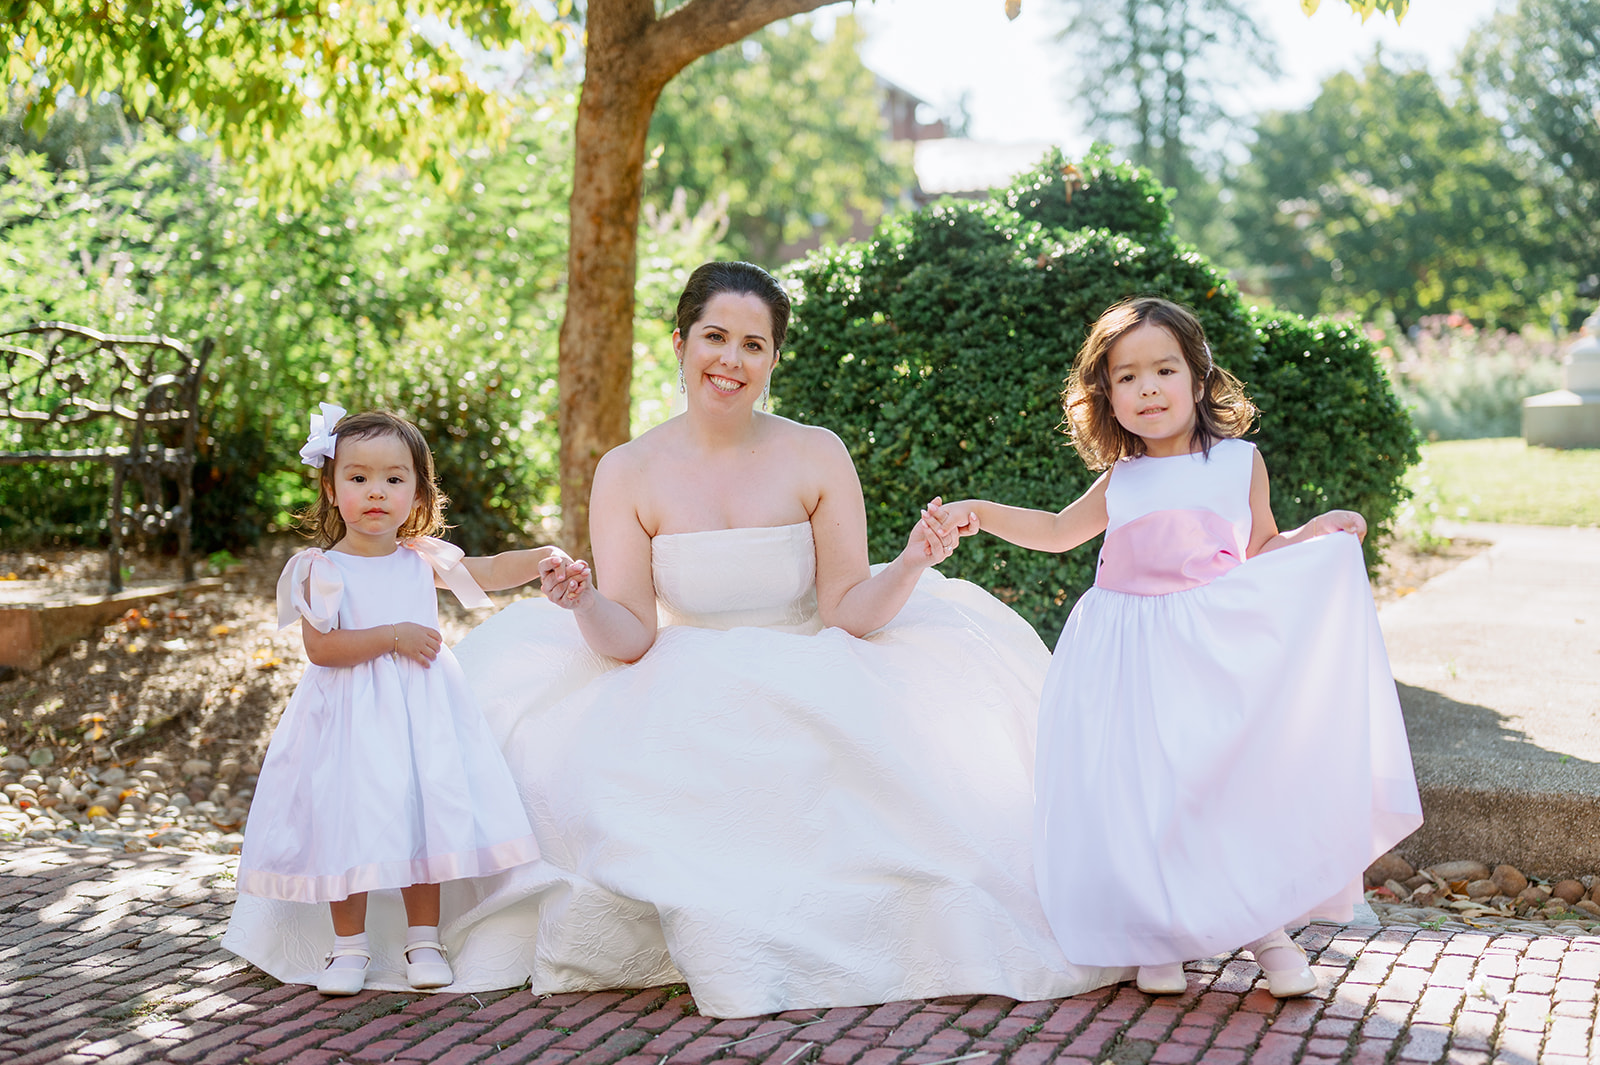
[1523,308,1600,448]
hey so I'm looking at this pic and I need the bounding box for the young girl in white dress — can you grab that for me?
[227,405,568,996]
[938,297,1422,998]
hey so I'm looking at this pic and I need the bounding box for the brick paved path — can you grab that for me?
[4,842,1598,1065]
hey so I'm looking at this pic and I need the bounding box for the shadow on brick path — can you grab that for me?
[3,841,1597,1065]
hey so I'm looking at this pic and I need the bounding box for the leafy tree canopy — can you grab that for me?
[3,0,573,197]
[1461,0,1600,297]
[1230,49,1562,331]
[644,14,912,264]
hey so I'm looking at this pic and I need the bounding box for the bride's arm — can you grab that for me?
[565,447,659,663]
[810,429,954,637]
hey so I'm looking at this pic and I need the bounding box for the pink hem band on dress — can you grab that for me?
[1095,508,1243,596]
[237,834,542,904]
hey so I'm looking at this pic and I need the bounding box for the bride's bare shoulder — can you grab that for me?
[765,414,847,459]
[597,420,683,481]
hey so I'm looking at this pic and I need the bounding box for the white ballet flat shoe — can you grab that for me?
[1136,963,1188,995]
[405,941,454,990]
[1248,930,1317,998]
[317,946,371,996]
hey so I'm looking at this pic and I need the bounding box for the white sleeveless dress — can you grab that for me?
[1034,438,1422,967]
[437,523,1131,1017]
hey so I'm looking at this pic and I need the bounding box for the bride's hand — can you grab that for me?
[901,497,959,569]
[540,555,593,611]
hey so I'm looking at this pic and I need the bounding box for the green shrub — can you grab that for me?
[1245,310,1418,540]
[779,150,1416,641]
[1001,143,1171,243]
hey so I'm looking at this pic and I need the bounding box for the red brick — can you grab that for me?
[396,1022,491,1060]
[1266,998,1318,1035]
[854,1049,908,1065]
[1038,1000,1097,1037]
[1194,1050,1244,1064]
[426,1048,497,1065]
[247,1028,340,1065]
[487,1025,565,1057]
[557,1013,630,1050]
[859,1002,921,1029]
[818,1038,873,1065]
[1395,1023,1450,1063]
[1211,1011,1266,1049]
[1061,1019,1121,1058]
[1545,1016,1595,1059]
[550,993,628,1029]
[1007,1043,1062,1065]
[1151,1045,1200,1064]
[1250,1034,1304,1065]
[1347,1037,1393,1065]
[951,1005,1005,1032]
[885,1012,953,1047]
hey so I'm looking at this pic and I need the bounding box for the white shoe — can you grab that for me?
[316,946,370,996]
[1136,963,1187,995]
[405,940,454,989]
[1249,929,1317,998]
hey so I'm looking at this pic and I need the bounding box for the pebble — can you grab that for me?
[0,758,256,856]
[1425,860,1491,882]
[1554,879,1587,904]
[1492,863,1529,897]
[1365,850,1415,887]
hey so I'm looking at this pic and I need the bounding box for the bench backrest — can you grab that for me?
[0,322,212,593]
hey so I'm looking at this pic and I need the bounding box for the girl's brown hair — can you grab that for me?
[1061,297,1257,470]
[300,409,447,548]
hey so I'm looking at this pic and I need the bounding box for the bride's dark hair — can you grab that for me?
[675,261,792,351]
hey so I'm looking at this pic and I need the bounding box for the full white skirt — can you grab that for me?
[1035,534,1422,966]
[434,571,1129,1017]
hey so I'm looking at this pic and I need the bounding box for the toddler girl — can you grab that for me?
[937,298,1421,997]
[231,405,568,995]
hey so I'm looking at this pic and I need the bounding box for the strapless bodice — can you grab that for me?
[652,522,822,633]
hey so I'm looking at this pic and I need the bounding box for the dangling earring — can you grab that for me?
[678,361,686,394]
[760,380,770,412]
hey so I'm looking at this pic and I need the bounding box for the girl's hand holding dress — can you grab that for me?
[1302,509,1367,541]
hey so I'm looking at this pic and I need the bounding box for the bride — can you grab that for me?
[228,261,1128,1017]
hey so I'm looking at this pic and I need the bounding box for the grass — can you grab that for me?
[1407,438,1600,527]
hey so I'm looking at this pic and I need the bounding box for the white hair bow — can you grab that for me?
[299,402,347,468]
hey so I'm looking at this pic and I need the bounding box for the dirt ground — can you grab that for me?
[0,532,1488,778]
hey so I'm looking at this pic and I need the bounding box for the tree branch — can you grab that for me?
[640,0,837,88]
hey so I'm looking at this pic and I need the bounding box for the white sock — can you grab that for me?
[405,924,445,966]
[329,932,369,970]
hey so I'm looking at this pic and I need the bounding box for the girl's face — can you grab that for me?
[1107,323,1200,457]
[673,292,777,412]
[329,432,419,553]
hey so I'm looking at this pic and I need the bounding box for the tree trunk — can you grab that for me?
[555,0,834,562]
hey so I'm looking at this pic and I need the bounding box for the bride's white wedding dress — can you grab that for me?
[224,523,1128,1016]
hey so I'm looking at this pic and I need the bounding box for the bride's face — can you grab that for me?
[674,292,777,411]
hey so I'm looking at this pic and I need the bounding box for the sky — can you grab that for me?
[845,0,1504,145]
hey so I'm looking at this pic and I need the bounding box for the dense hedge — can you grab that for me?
[778,149,1417,641]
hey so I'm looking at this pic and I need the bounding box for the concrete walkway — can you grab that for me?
[3,841,1599,1065]
[1382,522,1600,875]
